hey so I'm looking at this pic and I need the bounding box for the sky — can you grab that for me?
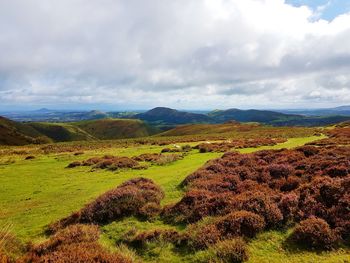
[0,0,350,111]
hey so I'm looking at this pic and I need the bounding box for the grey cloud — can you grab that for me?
[0,0,350,109]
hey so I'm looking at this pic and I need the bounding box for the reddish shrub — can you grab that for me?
[232,192,283,227]
[22,242,132,263]
[279,176,301,192]
[268,164,294,179]
[139,202,162,220]
[296,145,319,157]
[278,193,299,223]
[66,161,81,168]
[215,210,265,238]
[49,178,164,229]
[21,224,132,263]
[82,157,101,166]
[326,165,348,178]
[78,156,140,170]
[32,224,100,255]
[133,153,160,162]
[289,218,338,250]
[187,223,222,250]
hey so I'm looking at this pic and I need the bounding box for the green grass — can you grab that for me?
[0,143,221,241]
[1,134,348,262]
[247,230,350,263]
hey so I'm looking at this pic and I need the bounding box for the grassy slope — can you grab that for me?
[0,117,45,145]
[0,118,161,145]
[75,118,160,139]
[157,123,317,139]
[1,134,349,262]
[28,122,96,142]
[157,123,245,136]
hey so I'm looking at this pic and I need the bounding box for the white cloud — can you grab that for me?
[0,0,349,110]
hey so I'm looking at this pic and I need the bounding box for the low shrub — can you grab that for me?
[21,224,134,263]
[66,161,81,168]
[22,242,133,263]
[133,153,160,162]
[268,164,294,179]
[208,238,249,263]
[187,222,222,250]
[161,148,171,153]
[154,154,182,165]
[32,224,100,255]
[139,202,162,220]
[69,155,141,170]
[215,210,265,238]
[231,192,283,227]
[289,218,338,250]
[181,144,192,152]
[296,145,319,157]
[49,178,164,229]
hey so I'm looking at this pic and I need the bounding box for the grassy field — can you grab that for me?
[1,134,350,262]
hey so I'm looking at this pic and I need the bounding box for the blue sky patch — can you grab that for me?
[286,0,350,20]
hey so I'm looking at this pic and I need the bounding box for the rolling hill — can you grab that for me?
[134,107,212,125]
[27,122,96,142]
[75,119,160,140]
[208,108,301,123]
[0,116,51,145]
[0,117,161,145]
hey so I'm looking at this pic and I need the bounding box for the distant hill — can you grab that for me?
[1,109,109,122]
[208,108,301,123]
[270,115,350,127]
[276,105,350,116]
[135,107,212,125]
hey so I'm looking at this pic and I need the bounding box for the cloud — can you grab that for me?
[0,0,350,109]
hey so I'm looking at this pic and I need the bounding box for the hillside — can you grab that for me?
[75,118,160,140]
[27,122,96,142]
[0,116,50,145]
[135,107,212,125]
[157,122,245,136]
[0,117,161,145]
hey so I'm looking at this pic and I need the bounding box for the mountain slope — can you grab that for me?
[135,107,212,125]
